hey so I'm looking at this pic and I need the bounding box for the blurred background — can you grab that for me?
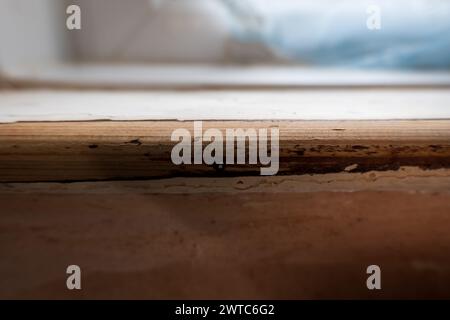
[1,0,450,72]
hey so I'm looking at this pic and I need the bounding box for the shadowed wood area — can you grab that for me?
[0,120,449,182]
[0,170,449,299]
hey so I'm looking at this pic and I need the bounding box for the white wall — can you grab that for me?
[0,0,72,72]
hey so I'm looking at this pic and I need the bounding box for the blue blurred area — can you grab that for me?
[225,0,450,69]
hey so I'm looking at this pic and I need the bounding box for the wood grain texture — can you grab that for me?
[0,120,449,182]
[1,189,450,299]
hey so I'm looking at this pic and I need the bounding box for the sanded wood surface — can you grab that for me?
[0,120,449,182]
[1,175,449,299]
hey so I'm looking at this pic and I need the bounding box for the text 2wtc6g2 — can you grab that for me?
[175,304,275,317]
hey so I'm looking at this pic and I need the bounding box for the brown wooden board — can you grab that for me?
[0,120,449,182]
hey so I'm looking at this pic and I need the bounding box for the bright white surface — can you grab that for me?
[1,89,449,123]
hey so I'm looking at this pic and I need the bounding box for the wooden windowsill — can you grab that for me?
[0,120,449,182]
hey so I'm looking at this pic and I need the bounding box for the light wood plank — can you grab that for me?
[0,120,449,182]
